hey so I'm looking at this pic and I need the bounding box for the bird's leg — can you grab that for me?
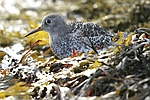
[71,48,79,58]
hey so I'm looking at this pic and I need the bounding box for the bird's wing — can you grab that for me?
[69,22,113,38]
[68,22,113,50]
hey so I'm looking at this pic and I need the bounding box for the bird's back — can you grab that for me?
[68,22,113,50]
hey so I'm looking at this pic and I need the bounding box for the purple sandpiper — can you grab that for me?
[25,13,113,59]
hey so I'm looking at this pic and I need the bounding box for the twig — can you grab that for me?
[80,30,98,54]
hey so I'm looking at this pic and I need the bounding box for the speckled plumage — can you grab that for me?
[26,14,113,59]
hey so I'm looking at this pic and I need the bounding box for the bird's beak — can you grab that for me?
[25,26,43,37]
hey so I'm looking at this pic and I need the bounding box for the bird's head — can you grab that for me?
[25,14,67,37]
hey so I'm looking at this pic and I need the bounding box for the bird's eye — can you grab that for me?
[45,19,52,25]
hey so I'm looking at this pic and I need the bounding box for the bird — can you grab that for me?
[25,13,114,59]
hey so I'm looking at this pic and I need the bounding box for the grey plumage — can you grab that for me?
[26,14,113,59]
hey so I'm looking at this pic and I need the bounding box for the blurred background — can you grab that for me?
[0,0,150,47]
[0,1,150,99]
